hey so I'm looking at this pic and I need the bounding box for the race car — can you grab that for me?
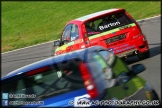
[53,8,150,60]
[2,46,159,107]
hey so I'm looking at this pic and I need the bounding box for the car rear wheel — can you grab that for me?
[138,50,150,60]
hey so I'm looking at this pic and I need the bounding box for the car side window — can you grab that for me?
[71,24,79,41]
[61,24,79,42]
[2,60,85,103]
[85,12,134,36]
[62,24,72,42]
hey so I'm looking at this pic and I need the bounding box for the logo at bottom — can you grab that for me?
[2,100,8,106]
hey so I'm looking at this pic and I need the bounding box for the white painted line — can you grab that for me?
[137,15,161,22]
[125,87,143,99]
[1,40,53,54]
[1,39,59,55]
[1,15,161,55]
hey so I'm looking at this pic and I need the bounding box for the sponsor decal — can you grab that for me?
[55,47,61,52]
[89,23,136,40]
[99,21,120,30]
[113,44,135,53]
[74,39,83,44]
[81,45,85,48]
[111,32,116,34]
[55,41,75,53]
[119,25,132,30]
[88,32,100,35]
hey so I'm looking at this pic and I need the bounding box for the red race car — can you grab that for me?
[53,8,150,60]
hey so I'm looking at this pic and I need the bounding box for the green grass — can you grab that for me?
[2,1,161,52]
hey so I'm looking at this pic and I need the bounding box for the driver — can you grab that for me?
[62,30,71,43]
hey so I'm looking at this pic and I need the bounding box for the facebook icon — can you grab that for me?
[2,93,8,99]
[2,100,8,106]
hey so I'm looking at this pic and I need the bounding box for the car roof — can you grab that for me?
[2,46,107,80]
[74,8,124,22]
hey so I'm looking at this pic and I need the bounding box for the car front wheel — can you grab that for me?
[138,50,150,60]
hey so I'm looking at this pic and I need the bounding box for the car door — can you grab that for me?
[60,24,72,54]
[70,24,82,51]
[59,24,81,53]
[96,50,150,102]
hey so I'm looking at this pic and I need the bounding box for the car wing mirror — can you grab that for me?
[117,72,130,84]
[62,39,69,44]
[53,40,60,47]
[131,64,145,75]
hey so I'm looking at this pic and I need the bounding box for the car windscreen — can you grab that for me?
[84,12,134,37]
[2,59,84,103]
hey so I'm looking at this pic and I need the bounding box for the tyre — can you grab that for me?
[138,50,150,60]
